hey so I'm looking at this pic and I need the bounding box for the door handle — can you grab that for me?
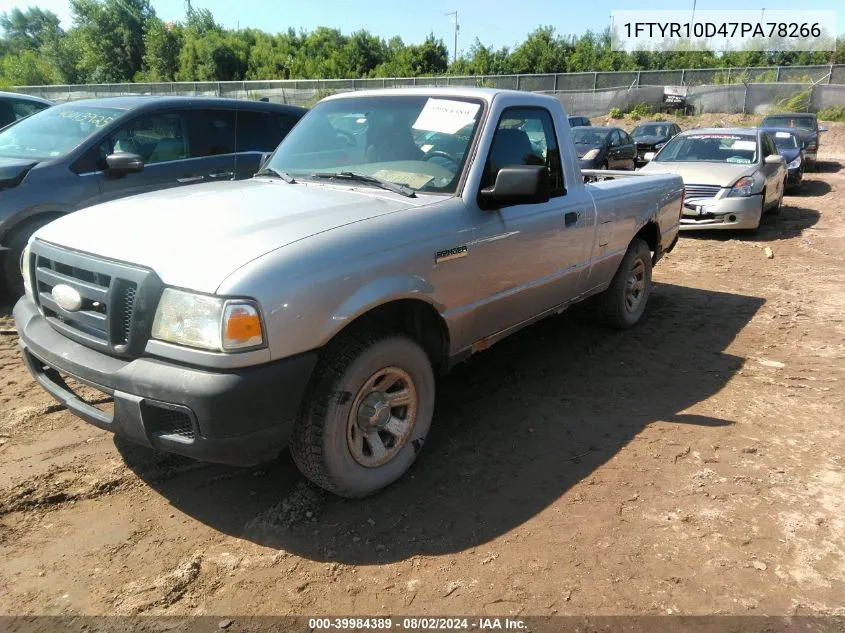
[177,175,204,183]
[208,171,235,179]
[564,211,580,227]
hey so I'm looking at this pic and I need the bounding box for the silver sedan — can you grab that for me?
[639,128,787,232]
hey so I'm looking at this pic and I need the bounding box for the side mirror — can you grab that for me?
[479,165,550,209]
[764,154,784,164]
[818,125,828,133]
[105,152,144,176]
[643,152,656,162]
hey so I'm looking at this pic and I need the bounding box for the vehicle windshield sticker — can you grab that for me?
[57,110,118,128]
[775,132,792,138]
[688,134,742,140]
[726,157,752,163]
[731,140,757,151]
[412,99,480,135]
[372,170,434,189]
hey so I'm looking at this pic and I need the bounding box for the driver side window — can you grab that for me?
[110,112,189,165]
[481,107,565,197]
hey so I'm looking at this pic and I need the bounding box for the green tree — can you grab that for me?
[508,26,569,74]
[343,30,387,78]
[70,0,155,82]
[0,7,62,51]
[0,48,59,85]
[178,30,248,81]
[142,17,183,80]
[452,39,511,75]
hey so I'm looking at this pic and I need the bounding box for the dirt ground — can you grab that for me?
[1,148,844,619]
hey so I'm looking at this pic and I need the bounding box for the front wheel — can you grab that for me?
[2,215,58,297]
[290,331,435,498]
[595,238,653,329]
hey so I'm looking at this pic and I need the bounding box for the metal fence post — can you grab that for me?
[775,66,781,82]
[636,71,641,87]
[593,72,598,90]
[830,64,835,84]
[680,69,685,86]
[743,83,749,114]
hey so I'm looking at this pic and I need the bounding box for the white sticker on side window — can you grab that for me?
[412,99,480,135]
[775,132,792,138]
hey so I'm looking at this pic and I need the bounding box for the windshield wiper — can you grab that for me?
[255,167,296,184]
[310,171,416,198]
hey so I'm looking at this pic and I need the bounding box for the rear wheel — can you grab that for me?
[290,330,435,498]
[595,238,652,329]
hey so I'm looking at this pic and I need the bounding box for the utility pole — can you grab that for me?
[446,11,459,64]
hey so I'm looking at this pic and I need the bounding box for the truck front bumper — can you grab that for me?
[14,297,318,466]
[679,194,762,231]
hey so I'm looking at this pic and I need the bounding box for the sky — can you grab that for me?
[0,0,840,57]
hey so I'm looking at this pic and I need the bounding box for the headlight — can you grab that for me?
[151,288,264,352]
[728,176,757,197]
[582,148,600,161]
[787,156,802,169]
[21,242,33,298]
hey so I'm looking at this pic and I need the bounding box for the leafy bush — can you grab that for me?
[609,107,623,119]
[818,105,845,122]
[628,113,641,121]
[652,113,665,121]
[628,102,652,117]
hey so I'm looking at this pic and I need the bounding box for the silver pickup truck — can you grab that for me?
[14,88,683,497]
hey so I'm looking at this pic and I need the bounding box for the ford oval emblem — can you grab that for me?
[52,284,83,312]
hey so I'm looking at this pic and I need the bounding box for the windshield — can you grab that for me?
[762,116,815,131]
[0,104,122,160]
[572,128,611,145]
[769,131,799,150]
[266,95,483,193]
[655,133,758,164]
[632,124,669,138]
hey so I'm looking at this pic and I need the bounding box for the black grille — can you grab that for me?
[115,283,137,345]
[143,404,196,441]
[30,241,160,357]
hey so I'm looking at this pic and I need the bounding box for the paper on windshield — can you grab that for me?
[731,141,757,151]
[412,99,480,135]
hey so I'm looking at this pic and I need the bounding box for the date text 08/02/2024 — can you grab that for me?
[308,618,528,630]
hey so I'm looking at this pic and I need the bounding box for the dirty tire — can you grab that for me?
[2,216,57,297]
[595,238,652,329]
[290,331,435,498]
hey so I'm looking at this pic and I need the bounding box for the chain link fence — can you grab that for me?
[13,64,844,115]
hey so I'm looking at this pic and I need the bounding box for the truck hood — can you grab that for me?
[640,161,759,187]
[35,179,423,293]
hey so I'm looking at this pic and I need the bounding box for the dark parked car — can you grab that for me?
[568,115,591,128]
[572,126,636,173]
[0,91,52,128]
[631,121,681,166]
[762,127,805,192]
[0,96,306,293]
[759,113,826,170]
